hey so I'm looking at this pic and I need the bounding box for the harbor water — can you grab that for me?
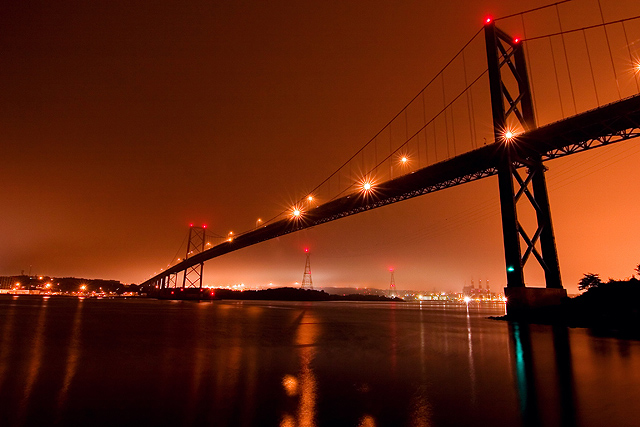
[0,295,639,426]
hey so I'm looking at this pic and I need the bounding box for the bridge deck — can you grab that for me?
[142,94,640,287]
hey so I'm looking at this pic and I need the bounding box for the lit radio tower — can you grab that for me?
[389,268,396,298]
[301,248,313,289]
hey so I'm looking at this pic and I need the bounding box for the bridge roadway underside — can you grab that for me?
[142,94,640,288]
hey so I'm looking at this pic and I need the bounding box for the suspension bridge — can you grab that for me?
[141,1,640,313]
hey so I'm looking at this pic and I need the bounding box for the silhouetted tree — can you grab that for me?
[635,264,640,278]
[578,273,602,291]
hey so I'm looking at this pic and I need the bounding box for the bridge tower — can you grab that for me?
[181,224,206,289]
[388,268,396,298]
[484,19,566,313]
[301,248,313,289]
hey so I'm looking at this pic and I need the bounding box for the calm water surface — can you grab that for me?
[0,295,639,426]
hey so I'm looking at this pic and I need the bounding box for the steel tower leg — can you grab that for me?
[485,21,525,288]
[531,160,562,289]
[484,20,565,311]
[496,156,525,288]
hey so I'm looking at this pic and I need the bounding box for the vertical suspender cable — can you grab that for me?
[433,123,438,162]
[582,29,601,106]
[450,100,457,157]
[621,21,640,93]
[556,4,577,115]
[422,92,429,165]
[597,0,622,99]
[549,37,566,118]
[463,50,477,150]
[441,74,450,159]
[389,127,393,179]
[405,109,409,170]
[521,14,540,122]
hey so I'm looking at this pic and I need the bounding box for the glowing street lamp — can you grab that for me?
[306,195,317,208]
[256,218,262,228]
[502,128,518,143]
[361,179,374,194]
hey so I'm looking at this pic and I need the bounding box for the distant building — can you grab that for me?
[462,279,494,300]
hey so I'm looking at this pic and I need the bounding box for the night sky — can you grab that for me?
[2,0,640,293]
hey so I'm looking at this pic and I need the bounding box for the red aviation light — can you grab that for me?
[513,37,521,44]
[485,16,493,24]
[304,248,309,253]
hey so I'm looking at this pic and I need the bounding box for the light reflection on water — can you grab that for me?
[0,296,639,426]
[55,298,83,422]
[17,297,48,426]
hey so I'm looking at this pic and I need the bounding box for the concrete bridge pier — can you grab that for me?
[504,287,567,316]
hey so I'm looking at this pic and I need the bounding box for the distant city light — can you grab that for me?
[464,296,472,304]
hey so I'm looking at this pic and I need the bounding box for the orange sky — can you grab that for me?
[1,0,640,293]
